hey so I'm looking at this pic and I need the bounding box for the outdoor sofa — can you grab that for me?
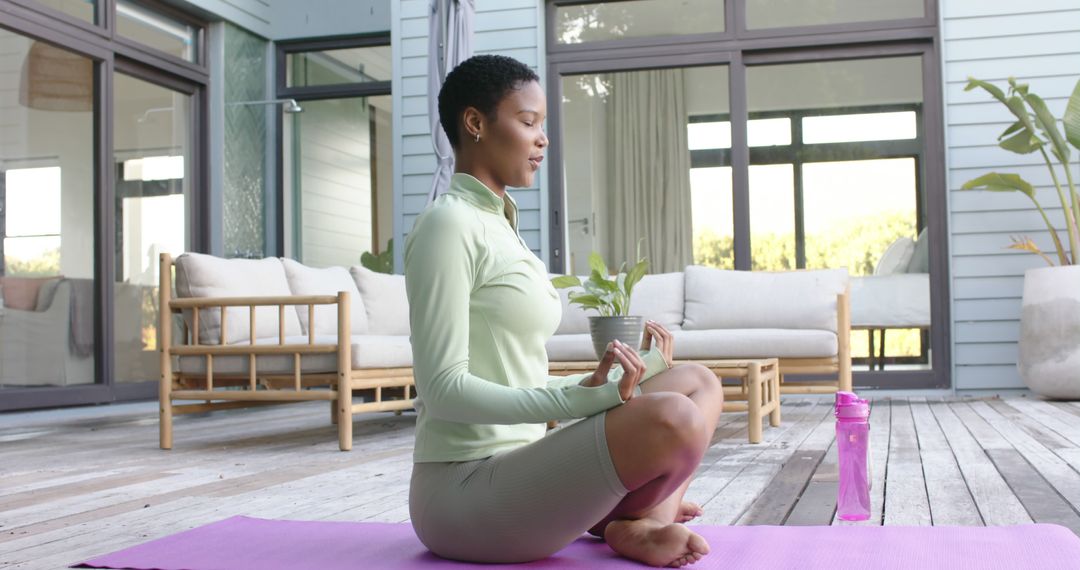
[158,253,851,451]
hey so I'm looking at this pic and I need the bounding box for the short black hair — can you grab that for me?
[438,54,540,149]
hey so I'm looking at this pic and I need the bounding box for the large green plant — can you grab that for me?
[962,76,1080,266]
[551,250,648,317]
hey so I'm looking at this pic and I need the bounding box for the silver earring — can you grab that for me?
[474,132,481,143]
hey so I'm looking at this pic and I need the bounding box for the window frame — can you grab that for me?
[545,1,950,390]
[274,33,393,259]
[0,1,209,411]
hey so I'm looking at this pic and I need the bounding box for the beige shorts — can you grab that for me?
[409,412,628,564]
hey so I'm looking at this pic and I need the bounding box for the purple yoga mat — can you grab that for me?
[74,515,1080,570]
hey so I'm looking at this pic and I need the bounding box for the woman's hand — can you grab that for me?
[641,320,675,369]
[579,339,647,401]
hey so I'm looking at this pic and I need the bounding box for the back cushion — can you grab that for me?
[629,272,684,330]
[549,274,592,335]
[1,275,61,311]
[282,258,369,335]
[683,266,848,332]
[174,253,302,344]
[350,265,410,335]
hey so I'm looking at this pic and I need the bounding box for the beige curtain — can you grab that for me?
[605,68,693,273]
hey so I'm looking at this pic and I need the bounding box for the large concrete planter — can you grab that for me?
[589,316,644,361]
[1019,265,1080,399]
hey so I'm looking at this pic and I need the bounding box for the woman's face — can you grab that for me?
[466,80,548,189]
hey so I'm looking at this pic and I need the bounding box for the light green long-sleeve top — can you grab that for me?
[404,173,669,463]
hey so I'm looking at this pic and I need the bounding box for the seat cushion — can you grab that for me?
[177,334,414,375]
[282,258,369,335]
[350,266,410,336]
[671,329,838,359]
[683,266,848,333]
[545,333,597,362]
[174,253,302,344]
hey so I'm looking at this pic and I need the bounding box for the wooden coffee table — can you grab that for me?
[693,358,781,444]
[549,357,781,443]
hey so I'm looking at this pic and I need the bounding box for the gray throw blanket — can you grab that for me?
[68,278,95,357]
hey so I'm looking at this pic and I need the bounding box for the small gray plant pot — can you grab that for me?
[589,315,645,361]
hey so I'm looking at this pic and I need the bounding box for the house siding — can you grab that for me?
[392,0,547,273]
[942,0,1080,390]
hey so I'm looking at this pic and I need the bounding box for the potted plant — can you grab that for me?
[551,250,649,361]
[962,76,1080,399]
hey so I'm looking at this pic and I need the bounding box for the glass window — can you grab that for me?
[117,0,199,62]
[746,0,923,30]
[284,95,393,268]
[555,0,724,45]
[35,0,96,24]
[286,45,391,88]
[747,56,929,371]
[0,30,96,389]
[561,66,731,274]
[803,111,917,144]
[113,73,191,383]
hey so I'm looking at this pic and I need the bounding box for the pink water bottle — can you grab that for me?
[835,391,871,521]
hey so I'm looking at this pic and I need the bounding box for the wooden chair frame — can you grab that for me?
[158,253,414,452]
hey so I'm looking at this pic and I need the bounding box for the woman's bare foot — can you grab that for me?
[604,518,710,568]
[677,501,703,523]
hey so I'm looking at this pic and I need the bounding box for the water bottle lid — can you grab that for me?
[835,391,869,419]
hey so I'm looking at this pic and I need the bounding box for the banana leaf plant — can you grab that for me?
[962,76,1080,266]
[551,245,649,317]
[360,238,394,274]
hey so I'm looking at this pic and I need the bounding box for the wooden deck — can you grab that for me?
[2,396,1080,568]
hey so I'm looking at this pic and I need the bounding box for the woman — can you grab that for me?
[405,54,724,568]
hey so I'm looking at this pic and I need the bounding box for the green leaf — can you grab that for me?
[965,77,1007,103]
[1063,77,1080,150]
[590,269,618,293]
[550,275,582,289]
[962,172,1035,199]
[1005,96,1039,139]
[998,130,1042,155]
[998,120,1024,141]
[1008,77,1029,97]
[588,252,608,279]
[1023,92,1071,163]
[623,260,648,300]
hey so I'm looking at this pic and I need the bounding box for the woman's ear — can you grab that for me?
[462,106,484,140]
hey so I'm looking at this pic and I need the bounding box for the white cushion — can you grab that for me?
[177,334,414,374]
[628,272,684,330]
[545,333,598,362]
[850,274,930,328]
[905,228,929,274]
[683,266,848,333]
[174,253,302,344]
[671,329,838,359]
[350,266,410,335]
[875,237,915,276]
[281,258,369,335]
[549,274,593,335]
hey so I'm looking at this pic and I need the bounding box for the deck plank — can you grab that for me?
[987,449,1080,534]
[968,401,1080,514]
[909,398,982,526]
[785,438,838,526]
[928,400,1032,526]
[883,400,932,526]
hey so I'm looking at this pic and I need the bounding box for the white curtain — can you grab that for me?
[426,0,475,206]
[605,68,694,273]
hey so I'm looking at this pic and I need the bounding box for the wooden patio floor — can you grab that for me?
[2,395,1080,568]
